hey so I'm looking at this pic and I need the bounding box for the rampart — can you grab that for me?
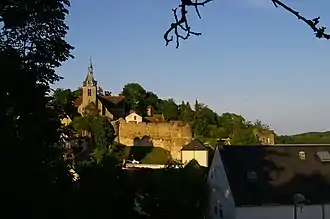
[118,121,192,160]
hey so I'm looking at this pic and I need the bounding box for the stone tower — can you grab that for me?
[81,57,97,111]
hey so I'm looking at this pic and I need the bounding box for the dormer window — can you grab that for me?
[210,168,216,179]
[299,151,306,160]
[316,151,330,162]
[247,171,257,182]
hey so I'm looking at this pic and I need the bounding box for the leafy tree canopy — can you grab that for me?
[70,103,115,163]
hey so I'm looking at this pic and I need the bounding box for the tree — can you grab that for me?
[192,100,218,137]
[254,119,270,130]
[140,160,207,219]
[72,87,82,97]
[161,98,180,121]
[145,91,162,113]
[97,86,104,96]
[1,0,74,217]
[165,0,329,48]
[71,103,115,163]
[104,90,111,96]
[179,101,194,123]
[52,88,78,118]
[231,127,260,145]
[121,83,147,115]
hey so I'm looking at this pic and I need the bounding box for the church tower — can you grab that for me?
[81,57,97,109]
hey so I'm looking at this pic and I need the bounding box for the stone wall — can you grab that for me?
[118,121,192,160]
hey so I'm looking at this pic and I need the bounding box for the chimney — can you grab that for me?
[146,105,153,116]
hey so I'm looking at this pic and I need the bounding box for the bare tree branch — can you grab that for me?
[271,0,330,40]
[164,0,212,48]
[164,0,329,48]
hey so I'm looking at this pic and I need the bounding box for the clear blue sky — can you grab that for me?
[55,0,330,135]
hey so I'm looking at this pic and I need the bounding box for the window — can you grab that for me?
[219,204,223,218]
[299,151,306,160]
[87,89,91,96]
[134,116,137,121]
[215,201,223,218]
[267,137,271,143]
[247,171,257,182]
[210,168,216,179]
[317,151,330,162]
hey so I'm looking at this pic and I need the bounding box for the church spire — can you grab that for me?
[88,56,93,73]
[83,57,97,86]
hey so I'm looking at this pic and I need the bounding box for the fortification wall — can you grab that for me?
[118,121,192,160]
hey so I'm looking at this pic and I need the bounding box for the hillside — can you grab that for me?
[276,131,330,144]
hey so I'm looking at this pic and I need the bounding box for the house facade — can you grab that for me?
[206,145,330,219]
[257,130,275,145]
[125,111,143,123]
[181,139,210,167]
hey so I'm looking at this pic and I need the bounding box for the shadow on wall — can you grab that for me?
[129,136,154,161]
[123,136,172,164]
[133,135,154,147]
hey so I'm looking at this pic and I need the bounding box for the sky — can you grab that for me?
[55,0,330,135]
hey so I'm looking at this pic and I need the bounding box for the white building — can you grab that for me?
[206,145,330,219]
[125,111,142,123]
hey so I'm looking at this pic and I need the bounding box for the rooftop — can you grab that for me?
[218,145,330,206]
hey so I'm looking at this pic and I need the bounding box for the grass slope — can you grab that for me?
[276,131,330,144]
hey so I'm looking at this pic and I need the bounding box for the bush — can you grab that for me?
[123,146,171,164]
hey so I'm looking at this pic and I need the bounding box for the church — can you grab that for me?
[73,59,126,120]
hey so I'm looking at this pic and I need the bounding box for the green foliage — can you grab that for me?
[74,152,134,218]
[71,103,115,163]
[123,146,171,164]
[119,83,271,145]
[52,88,79,118]
[1,0,74,217]
[140,161,207,219]
[277,131,330,144]
[121,83,148,115]
[162,98,180,121]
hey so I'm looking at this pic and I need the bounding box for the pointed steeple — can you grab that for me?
[83,57,97,86]
[88,56,93,73]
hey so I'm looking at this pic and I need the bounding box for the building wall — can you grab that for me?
[81,85,97,108]
[125,112,142,123]
[118,121,192,160]
[258,132,275,145]
[206,146,236,219]
[236,205,330,219]
[181,150,209,167]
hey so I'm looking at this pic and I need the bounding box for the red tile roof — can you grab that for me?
[145,114,165,123]
[103,95,125,104]
[74,97,82,107]
[73,95,125,108]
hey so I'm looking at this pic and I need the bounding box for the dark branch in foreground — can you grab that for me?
[164,0,329,48]
[271,0,330,40]
[164,0,212,48]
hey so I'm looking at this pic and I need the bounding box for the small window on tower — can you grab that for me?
[88,89,91,96]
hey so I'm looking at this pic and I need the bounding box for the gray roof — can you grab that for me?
[83,60,97,86]
[181,139,209,151]
[218,145,330,206]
